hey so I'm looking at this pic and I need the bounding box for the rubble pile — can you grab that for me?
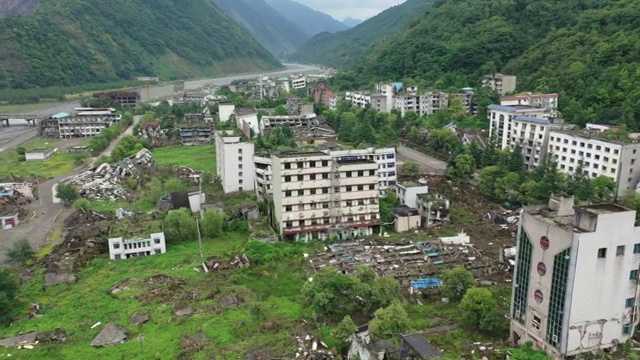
[294,334,335,360]
[201,253,251,272]
[0,182,35,205]
[309,238,509,284]
[172,166,202,183]
[65,149,154,201]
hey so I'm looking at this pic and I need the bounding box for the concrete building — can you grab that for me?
[93,91,140,107]
[501,92,559,118]
[483,73,517,96]
[450,88,477,115]
[373,83,396,113]
[25,148,54,162]
[1,212,19,230]
[254,154,273,201]
[396,181,429,209]
[291,76,307,90]
[511,197,640,359]
[233,108,259,137]
[271,151,381,241]
[488,104,548,149]
[345,91,371,108]
[416,193,450,228]
[215,130,255,194]
[219,103,235,123]
[108,232,166,260]
[312,83,338,110]
[392,206,421,232]
[510,116,568,169]
[547,131,640,197]
[179,126,212,146]
[260,114,318,136]
[286,95,314,116]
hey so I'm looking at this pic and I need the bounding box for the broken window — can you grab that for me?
[597,248,607,259]
[623,323,632,335]
[626,298,635,308]
[113,243,120,249]
[630,270,638,280]
[532,315,541,330]
[617,245,626,256]
[284,163,291,169]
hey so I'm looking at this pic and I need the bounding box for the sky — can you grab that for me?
[294,0,406,21]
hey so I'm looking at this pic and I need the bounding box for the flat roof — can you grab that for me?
[515,115,549,124]
[276,151,329,159]
[578,204,629,214]
[28,148,52,153]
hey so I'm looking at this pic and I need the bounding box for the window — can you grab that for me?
[630,270,639,280]
[239,179,243,184]
[359,215,366,221]
[309,161,316,168]
[238,171,243,177]
[346,201,353,206]
[633,243,640,253]
[623,323,632,335]
[323,218,330,224]
[358,200,365,205]
[285,206,292,212]
[310,189,316,195]
[346,186,352,192]
[154,238,161,244]
[358,171,364,177]
[285,191,291,197]
[285,176,291,182]
[626,298,635,308]
[322,160,328,167]
[346,172,352,178]
[633,159,636,165]
[285,163,291,169]
[369,184,376,190]
[357,185,364,191]
[238,148,243,154]
[597,248,607,258]
[238,156,243,161]
[154,249,161,254]
[617,245,626,256]
[239,164,243,170]
[322,202,329,209]
[239,186,243,192]
[113,243,120,249]
[369,170,376,176]
[532,315,542,330]
[322,173,329,179]
[297,162,303,169]
[596,145,602,151]
[285,222,292,228]
[322,188,329,194]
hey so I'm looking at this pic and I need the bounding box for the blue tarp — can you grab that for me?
[410,278,442,290]
[50,112,70,119]
[433,260,444,265]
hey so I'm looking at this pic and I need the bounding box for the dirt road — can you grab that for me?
[397,144,448,175]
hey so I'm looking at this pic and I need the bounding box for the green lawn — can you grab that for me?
[152,145,216,175]
[0,139,87,180]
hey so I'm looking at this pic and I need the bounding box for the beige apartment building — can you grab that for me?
[271,152,381,241]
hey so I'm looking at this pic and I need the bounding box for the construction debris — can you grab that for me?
[294,334,335,360]
[174,305,193,317]
[36,329,67,345]
[65,149,154,201]
[130,313,150,326]
[0,332,38,348]
[91,324,127,347]
[180,333,207,352]
[44,273,76,287]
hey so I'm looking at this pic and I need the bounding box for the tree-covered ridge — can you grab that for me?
[289,0,434,68]
[346,0,640,128]
[0,0,281,89]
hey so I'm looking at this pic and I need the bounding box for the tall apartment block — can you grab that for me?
[510,116,568,170]
[483,73,517,96]
[214,130,255,194]
[547,131,640,198]
[488,104,548,149]
[511,196,640,359]
[271,151,382,241]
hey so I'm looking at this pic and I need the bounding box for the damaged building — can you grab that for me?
[39,108,123,139]
[108,231,166,260]
[260,114,319,135]
[65,149,154,201]
[179,126,213,145]
[348,326,443,360]
[92,91,140,107]
[511,196,640,359]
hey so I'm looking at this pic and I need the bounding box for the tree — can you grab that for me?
[568,162,592,201]
[201,208,225,239]
[506,144,525,173]
[355,265,376,284]
[369,301,410,339]
[427,129,461,154]
[15,147,26,156]
[446,154,476,183]
[164,208,198,244]
[0,269,18,324]
[478,165,503,196]
[591,176,616,203]
[459,288,503,332]
[401,160,420,178]
[440,267,475,301]
[369,277,401,312]
[274,105,288,116]
[302,266,360,320]
[56,184,79,205]
[494,172,521,202]
[332,315,357,350]
[7,239,35,265]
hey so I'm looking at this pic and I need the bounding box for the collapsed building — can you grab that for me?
[179,126,213,145]
[92,91,140,107]
[65,149,154,201]
[260,114,319,135]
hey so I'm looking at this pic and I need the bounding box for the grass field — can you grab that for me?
[0,138,88,180]
[152,145,216,174]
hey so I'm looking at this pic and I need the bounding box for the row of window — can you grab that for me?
[550,137,620,154]
[284,199,377,212]
[283,160,330,169]
[597,244,640,259]
[283,184,376,197]
[284,214,378,228]
[112,238,162,250]
[552,148,620,164]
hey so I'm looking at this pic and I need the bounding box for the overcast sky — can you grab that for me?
[294,0,406,21]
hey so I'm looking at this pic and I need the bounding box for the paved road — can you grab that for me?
[397,144,448,175]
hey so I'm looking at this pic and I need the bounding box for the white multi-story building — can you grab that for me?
[511,196,640,359]
[488,104,548,149]
[260,114,318,136]
[374,83,396,112]
[215,130,255,193]
[271,151,381,241]
[547,131,640,197]
[291,76,307,90]
[483,73,517,95]
[234,108,259,136]
[108,232,166,260]
[510,116,568,169]
[219,103,235,122]
[345,91,371,108]
[253,148,397,200]
[394,94,420,117]
[501,92,559,118]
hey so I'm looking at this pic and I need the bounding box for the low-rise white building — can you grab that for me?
[511,197,640,359]
[219,103,235,122]
[488,104,548,149]
[547,131,640,197]
[25,148,54,162]
[215,130,255,193]
[395,181,429,209]
[1,212,19,230]
[345,91,371,108]
[108,232,166,260]
[233,108,259,137]
[510,116,569,169]
[291,76,307,90]
[483,73,517,95]
[500,92,559,117]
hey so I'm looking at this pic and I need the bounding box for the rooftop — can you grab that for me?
[28,148,52,154]
[514,115,550,125]
[579,203,629,215]
[275,151,329,159]
[391,205,420,217]
[488,104,541,112]
[110,219,163,239]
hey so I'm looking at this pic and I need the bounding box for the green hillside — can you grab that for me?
[345,0,640,128]
[289,0,434,68]
[212,0,308,56]
[0,0,281,90]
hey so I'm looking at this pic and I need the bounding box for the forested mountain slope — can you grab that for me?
[0,0,39,18]
[346,0,640,128]
[0,0,281,90]
[289,0,434,68]
[265,0,348,37]
[211,0,308,56]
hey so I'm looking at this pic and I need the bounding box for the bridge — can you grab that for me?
[0,114,41,127]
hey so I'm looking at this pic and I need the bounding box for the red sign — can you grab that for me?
[540,236,550,250]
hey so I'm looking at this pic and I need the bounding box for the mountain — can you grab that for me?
[0,0,281,90]
[0,0,38,18]
[342,17,363,28]
[265,0,348,38]
[289,0,433,68]
[349,0,640,128]
[211,0,308,56]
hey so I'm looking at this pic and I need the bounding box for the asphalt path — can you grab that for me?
[397,144,448,175]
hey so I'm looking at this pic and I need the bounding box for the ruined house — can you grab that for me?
[348,327,443,360]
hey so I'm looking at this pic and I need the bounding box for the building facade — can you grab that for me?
[215,130,255,194]
[291,76,307,90]
[510,116,568,169]
[271,152,381,241]
[25,148,53,162]
[260,114,318,136]
[488,104,548,149]
[108,232,166,260]
[345,91,371,108]
[547,131,640,197]
[511,197,640,359]
[501,92,559,117]
[483,73,517,96]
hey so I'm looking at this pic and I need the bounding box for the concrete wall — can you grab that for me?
[219,104,235,122]
[395,214,421,232]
